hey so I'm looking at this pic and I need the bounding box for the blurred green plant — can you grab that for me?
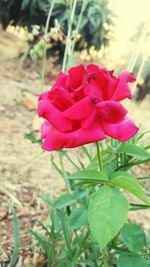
[25,130,42,145]
[0,0,113,64]
[128,22,150,101]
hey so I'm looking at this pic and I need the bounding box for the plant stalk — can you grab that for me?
[41,0,55,91]
[62,0,77,72]
[96,142,103,172]
[102,249,109,267]
[71,0,87,55]
[73,229,89,262]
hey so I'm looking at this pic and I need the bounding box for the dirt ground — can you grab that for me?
[0,29,66,266]
[0,29,150,266]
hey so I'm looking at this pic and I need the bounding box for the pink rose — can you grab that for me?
[38,64,139,151]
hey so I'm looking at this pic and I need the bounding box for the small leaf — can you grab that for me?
[146,229,150,249]
[74,191,87,201]
[21,0,30,10]
[53,194,76,209]
[117,144,149,160]
[88,186,128,251]
[117,252,147,267]
[9,206,19,267]
[31,230,52,264]
[120,223,146,252]
[42,193,53,207]
[68,170,108,181]
[69,208,88,230]
[57,210,71,255]
[130,203,150,211]
[25,130,42,145]
[110,172,150,205]
[138,176,150,180]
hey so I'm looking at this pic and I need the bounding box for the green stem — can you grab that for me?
[58,151,65,174]
[62,0,77,72]
[102,249,109,267]
[96,143,109,266]
[73,229,89,262]
[41,0,55,91]
[96,142,103,172]
[116,153,119,168]
[71,0,87,55]
[64,153,80,170]
[82,146,92,161]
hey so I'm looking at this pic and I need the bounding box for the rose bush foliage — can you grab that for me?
[38,64,139,151]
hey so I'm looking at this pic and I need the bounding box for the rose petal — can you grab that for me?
[49,87,75,111]
[81,109,96,129]
[106,74,118,99]
[38,100,73,132]
[63,97,93,120]
[83,71,108,100]
[102,118,139,142]
[112,72,136,101]
[72,85,85,100]
[41,120,52,139]
[42,120,106,151]
[68,64,86,89]
[87,64,100,73]
[96,100,127,123]
[52,72,68,89]
[39,91,50,100]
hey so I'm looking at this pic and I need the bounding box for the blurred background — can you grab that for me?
[0,0,149,265]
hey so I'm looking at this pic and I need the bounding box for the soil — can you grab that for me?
[0,29,65,266]
[0,28,150,266]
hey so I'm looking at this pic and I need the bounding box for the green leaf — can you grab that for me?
[68,170,108,181]
[88,186,128,251]
[146,228,150,249]
[78,259,96,267]
[21,0,30,10]
[42,193,53,207]
[137,176,150,180]
[120,223,145,252]
[82,146,93,161]
[87,155,97,170]
[57,210,71,255]
[56,259,73,267]
[25,130,42,145]
[110,172,150,205]
[8,206,19,267]
[53,193,76,209]
[36,219,50,236]
[130,203,150,211]
[51,210,62,233]
[30,230,52,264]
[69,208,88,230]
[117,252,147,267]
[117,144,149,160]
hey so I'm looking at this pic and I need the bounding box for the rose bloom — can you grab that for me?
[38,64,139,151]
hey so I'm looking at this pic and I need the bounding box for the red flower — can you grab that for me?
[38,64,139,151]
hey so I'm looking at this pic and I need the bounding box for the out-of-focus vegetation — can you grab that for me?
[130,23,150,100]
[0,0,114,64]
